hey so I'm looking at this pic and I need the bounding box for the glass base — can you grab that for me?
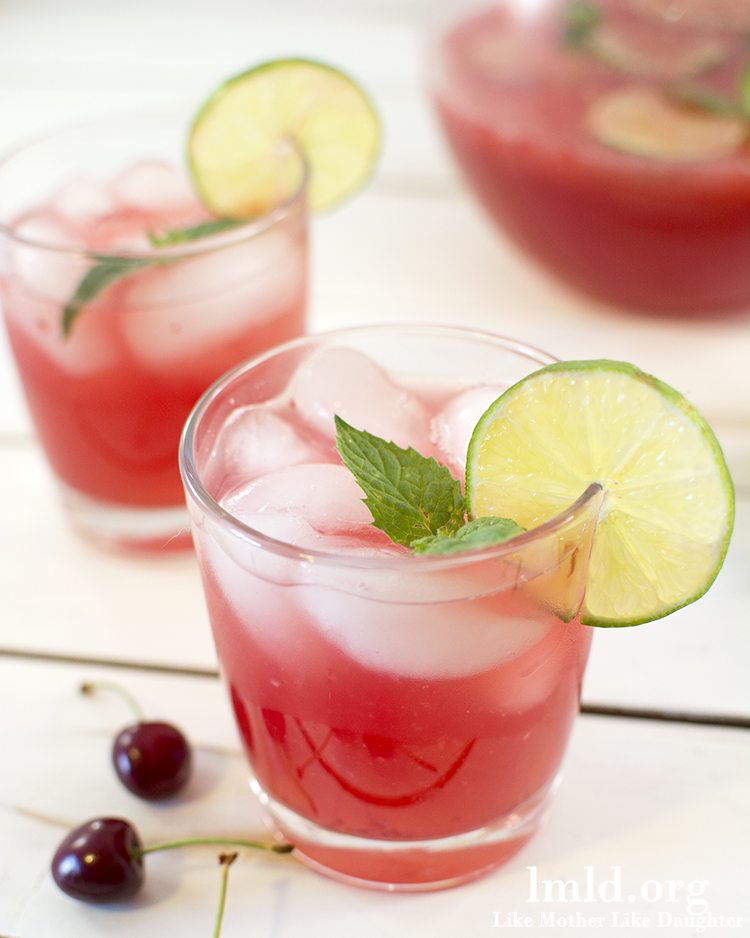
[251,777,556,892]
[59,485,193,552]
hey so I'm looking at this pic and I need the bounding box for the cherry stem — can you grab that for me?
[213,853,237,938]
[80,680,145,723]
[134,836,294,859]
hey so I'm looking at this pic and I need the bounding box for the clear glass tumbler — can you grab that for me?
[180,325,602,890]
[0,113,308,549]
[181,326,600,890]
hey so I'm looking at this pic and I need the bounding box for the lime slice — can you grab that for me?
[588,22,729,80]
[587,87,747,162]
[188,58,380,216]
[465,361,734,627]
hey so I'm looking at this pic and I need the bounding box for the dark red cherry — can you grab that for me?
[112,721,192,800]
[51,818,144,903]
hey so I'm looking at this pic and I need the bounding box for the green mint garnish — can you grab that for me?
[672,61,750,121]
[334,416,521,555]
[62,217,240,336]
[563,2,600,50]
[335,416,465,546]
[741,62,750,115]
[412,516,525,555]
[62,257,151,337]
[147,217,241,247]
[672,85,744,118]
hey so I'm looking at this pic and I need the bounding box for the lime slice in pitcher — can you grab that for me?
[188,58,380,216]
[586,87,747,162]
[465,360,734,627]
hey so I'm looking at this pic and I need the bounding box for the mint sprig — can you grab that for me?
[563,2,601,50]
[334,416,522,555]
[672,86,744,117]
[413,516,525,555]
[741,61,750,114]
[564,1,750,124]
[147,217,242,248]
[62,217,240,336]
[334,416,465,546]
[672,61,750,119]
[62,257,151,337]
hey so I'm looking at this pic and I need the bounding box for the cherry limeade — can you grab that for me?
[1,161,306,514]
[188,340,593,886]
[433,1,750,313]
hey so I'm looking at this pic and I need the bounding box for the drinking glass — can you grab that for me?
[0,113,307,549]
[180,325,602,890]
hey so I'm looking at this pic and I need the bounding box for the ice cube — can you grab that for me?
[113,160,195,212]
[87,208,155,252]
[197,509,378,661]
[205,408,323,492]
[431,386,504,472]
[227,510,323,550]
[121,228,304,370]
[53,177,115,228]
[222,462,372,536]
[202,495,559,691]
[298,580,552,680]
[9,212,89,301]
[289,347,430,449]
[195,515,307,658]
[3,270,117,374]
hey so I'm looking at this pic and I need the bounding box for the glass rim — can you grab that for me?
[179,323,604,571]
[0,109,310,260]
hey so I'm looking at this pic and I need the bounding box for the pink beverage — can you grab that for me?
[0,115,307,548]
[430,0,750,314]
[181,326,602,889]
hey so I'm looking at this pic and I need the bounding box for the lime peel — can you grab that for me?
[188,58,380,218]
[465,359,734,628]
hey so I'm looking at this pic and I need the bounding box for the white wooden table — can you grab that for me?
[1,2,749,935]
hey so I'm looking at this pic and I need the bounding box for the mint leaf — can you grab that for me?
[147,217,241,247]
[413,516,525,555]
[63,217,241,336]
[334,417,525,556]
[741,62,750,115]
[673,61,750,120]
[563,2,600,50]
[334,416,465,547]
[673,85,744,118]
[62,257,152,336]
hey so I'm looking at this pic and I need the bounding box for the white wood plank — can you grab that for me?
[583,500,750,719]
[0,657,747,936]
[0,2,441,183]
[0,444,748,719]
[0,445,216,670]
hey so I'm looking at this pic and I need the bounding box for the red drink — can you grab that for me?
[431,0,750,314]
[0,116,307,547]
[181,327,601,888]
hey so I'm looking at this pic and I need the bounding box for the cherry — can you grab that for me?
[81,681,192,800]
[113,720,192,800]
[51,818,144,903]
[51,817,294,906]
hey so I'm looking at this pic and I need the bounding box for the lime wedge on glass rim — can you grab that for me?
[465,360,734,627]
[188,58,380,217]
